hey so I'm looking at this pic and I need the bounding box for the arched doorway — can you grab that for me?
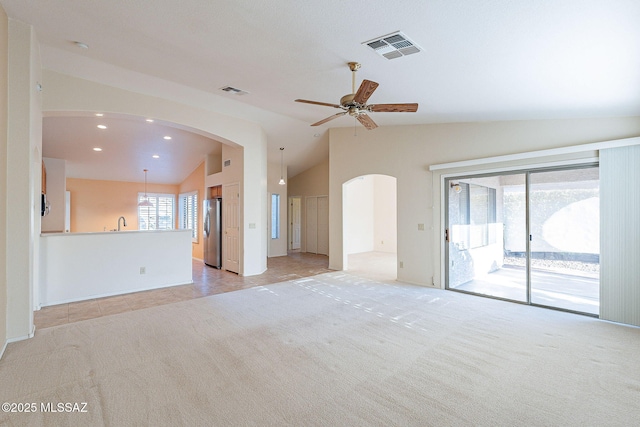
[342,174,397,281]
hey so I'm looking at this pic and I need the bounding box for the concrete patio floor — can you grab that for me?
[451,265,599,315]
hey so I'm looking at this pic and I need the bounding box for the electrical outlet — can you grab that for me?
[418,223,425,231]
[399,261,404,268]
[140,267,146,275]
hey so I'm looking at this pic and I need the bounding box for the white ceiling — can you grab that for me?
[42,114,222,184]
[2,0,640,182]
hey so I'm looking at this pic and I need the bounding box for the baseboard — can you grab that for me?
[0,339,7,360]
[4,325,35,352]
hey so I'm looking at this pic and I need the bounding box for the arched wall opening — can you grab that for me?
[342,174,397,281]
[41,70,268,277]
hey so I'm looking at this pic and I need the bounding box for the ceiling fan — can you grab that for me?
[295,62,418,130]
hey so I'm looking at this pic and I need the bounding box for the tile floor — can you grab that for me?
[35,252,331,330]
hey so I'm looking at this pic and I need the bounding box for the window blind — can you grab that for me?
[179,191,198,242]
[138,193,175,230]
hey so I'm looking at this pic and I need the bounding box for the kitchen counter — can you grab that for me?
[39,229,192,307]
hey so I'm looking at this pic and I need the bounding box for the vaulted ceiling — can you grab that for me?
[2,0,639,182]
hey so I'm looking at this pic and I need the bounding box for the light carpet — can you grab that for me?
[1,272,639,426]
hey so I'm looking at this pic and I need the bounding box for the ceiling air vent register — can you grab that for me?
[362,32,421,60]
[219,86,249,96]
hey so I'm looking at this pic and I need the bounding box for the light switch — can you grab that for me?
[418,223,425,231]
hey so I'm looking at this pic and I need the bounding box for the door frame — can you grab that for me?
[288,196,301,251]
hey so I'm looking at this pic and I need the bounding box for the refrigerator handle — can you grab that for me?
[204,210,210,238]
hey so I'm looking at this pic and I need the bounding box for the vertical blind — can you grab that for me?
[138,193,175,230]
[600,144,640,326]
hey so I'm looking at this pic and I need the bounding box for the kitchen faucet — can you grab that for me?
[118,216,127,231]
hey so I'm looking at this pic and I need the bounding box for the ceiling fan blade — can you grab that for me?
[369,103,419,113]
[353,79,379,105]
[295,99,342,109]
[311,112,347,126]
[357,114,378,131]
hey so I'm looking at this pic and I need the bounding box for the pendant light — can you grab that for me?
[138,169,154,207]
[278,147,286,185]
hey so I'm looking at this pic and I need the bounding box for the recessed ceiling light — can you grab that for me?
[146,119,154,123]
[163,136,172,140]
[97,125,107,129]
[74,41,89,49]
[314,133,321,137]
[152,155,160,159]
[95,113,103,117]
[93,147,102,152]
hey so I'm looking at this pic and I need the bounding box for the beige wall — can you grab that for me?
[179,162,205,260]
[66,178,179,233]
[288,158,329,252]
[329,117,640,287]
[267,160,287,257]
[0,5,8,355]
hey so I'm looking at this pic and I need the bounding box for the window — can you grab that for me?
[179,191,198,242]
[138,193,175,231]
[458,183,497,249]
[271,194,280,239]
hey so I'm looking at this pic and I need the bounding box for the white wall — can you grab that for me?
[40,230,192,306]
[41,157,66,233]
[343,174,397,257]
[6,19,42,341]
[373,175,397,253]
[329,117,640,287]
[343,176,374,254]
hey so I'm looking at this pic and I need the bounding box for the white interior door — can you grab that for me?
[223,183,240,273]
[289,197,301,250]
[316,196,329,255]
[306,197,318,253]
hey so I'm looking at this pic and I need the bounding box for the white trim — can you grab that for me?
[0,340,7,360]
[5,325,35,346]
[438,157,599,180]
[429,136,640,171]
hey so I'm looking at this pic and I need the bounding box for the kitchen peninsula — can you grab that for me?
[39,229,192,307]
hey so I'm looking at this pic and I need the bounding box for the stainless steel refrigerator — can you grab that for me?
[203,198,222,268]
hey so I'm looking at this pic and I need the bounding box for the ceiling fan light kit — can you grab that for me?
[295,62,418,130]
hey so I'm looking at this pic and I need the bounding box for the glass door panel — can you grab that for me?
[529,167,600,314]
[447,174,527,302]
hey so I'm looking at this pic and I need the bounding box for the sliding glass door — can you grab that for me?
[529,167,600,314]
[447,174,527,302]
[446,165,599,315]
